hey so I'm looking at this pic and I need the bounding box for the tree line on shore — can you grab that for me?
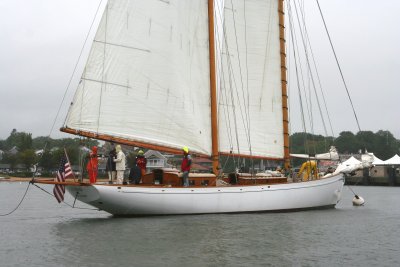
[0,128,399,175]
[290,130,399,159]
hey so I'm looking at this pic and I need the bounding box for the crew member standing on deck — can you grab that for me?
[106,147,117,184]
[114,145,126,184]
[181,146,192,187]
[135,150,147,177]
[86,146,98,184]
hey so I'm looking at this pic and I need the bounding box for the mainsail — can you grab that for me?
[64,0,285,160]
[64,0,212,155]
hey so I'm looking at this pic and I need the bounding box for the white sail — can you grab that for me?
[215,0,284,158]
[65,0,212,155]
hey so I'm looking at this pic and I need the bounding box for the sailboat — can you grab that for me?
[34,0,345,215]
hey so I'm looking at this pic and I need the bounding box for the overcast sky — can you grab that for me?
[0,0,399,141]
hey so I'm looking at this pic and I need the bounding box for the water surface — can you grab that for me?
[1,182,399,266]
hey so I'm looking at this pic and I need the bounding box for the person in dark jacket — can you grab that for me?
[129,165,142,184]
[128,150,147,184]
[106,148,117,184]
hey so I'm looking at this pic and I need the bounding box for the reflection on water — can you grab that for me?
[1,182,400,266]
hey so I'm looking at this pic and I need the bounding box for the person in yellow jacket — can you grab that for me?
[298,160,318,181]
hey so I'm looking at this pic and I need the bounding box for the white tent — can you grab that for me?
[383,154,400,165]
[372,156,385,165]
[342,156,361,165]
[366,153,385,165]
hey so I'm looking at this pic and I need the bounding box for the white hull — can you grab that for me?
[66,173,344,216]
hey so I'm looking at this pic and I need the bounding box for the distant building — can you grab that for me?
[144,150,172,172]
[9,146,18,155]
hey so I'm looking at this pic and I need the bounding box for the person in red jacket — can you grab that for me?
[135,150,147,177]
[86,146,98,184]
[181,146,192,187]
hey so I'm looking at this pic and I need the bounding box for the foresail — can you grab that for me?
[65,0,212,155]
[215,0,284,159]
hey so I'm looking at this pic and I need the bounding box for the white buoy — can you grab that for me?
[352,195,365,206]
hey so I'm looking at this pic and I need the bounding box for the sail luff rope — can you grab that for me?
[215,1,234,151]
[287,5,306,117]
[214,1,239,172]
[241,0,255,174]
[227,0,253,159]
[293,0,328,139]
[97,3,109,135]
[293,0,330,155]
[285,0,293,164]
[219,65,235,151]
[218,4,243,166]
[289,0,322,156]
[300,2,315,137]
[298,1,335,139]
[215,0,238,172]
[299,12,336,139]
[296,1,335,151]
[287,0,309,155]
[227,59,242,160]
[288,1,312,137]
[315,0,362,132]
[228,0,252,144]
[214,0,252,170]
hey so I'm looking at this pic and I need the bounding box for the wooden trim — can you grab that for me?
[208,0,219,175]
[32,179,91,186]
[60,127,209,157]
[278,0,290,169]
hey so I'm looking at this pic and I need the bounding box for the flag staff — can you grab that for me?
[64,147,76,182]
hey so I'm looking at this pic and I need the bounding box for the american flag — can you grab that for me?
[53,153,73,203]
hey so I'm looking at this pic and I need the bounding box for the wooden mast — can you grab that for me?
[278,0,290,170]
[208,0,219,175]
